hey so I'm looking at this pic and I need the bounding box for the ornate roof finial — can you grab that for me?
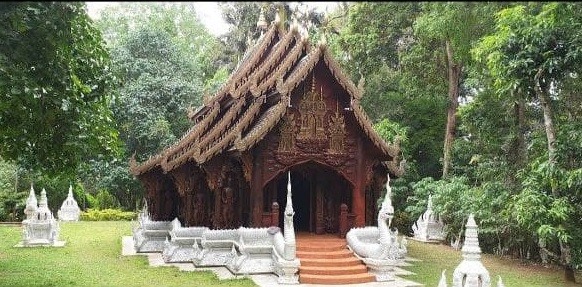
[358,75,365,93]
[257,6,268,33]
[274,7,281,25]
[318,33,327,49]
[27,184,37,206]
[291,17,299,32]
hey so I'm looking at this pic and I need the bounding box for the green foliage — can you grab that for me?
[97,3,224,85]
[373,119,408,146]
[338,2,421,75]
[80,208,136,221]
[473,3,582,97]
[110,25,202,161]
[94,189,121,210]
[0,159,25,221]
[0,2,120,174]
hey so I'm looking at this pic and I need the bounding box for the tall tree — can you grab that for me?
[0,2,119,174]
[473,3,582,281]
[96,2,225,93]
[413,3,499,178]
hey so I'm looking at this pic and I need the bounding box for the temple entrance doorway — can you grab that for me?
[263,161,353,234]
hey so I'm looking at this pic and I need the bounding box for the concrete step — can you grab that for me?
[299,264,368,276]
[299,256,362,267]
[300,273,376,285]
[296,242,346,252]
[296,249,353,259]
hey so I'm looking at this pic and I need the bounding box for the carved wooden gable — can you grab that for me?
[263,68,358,187]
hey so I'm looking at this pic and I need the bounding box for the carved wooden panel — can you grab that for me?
[297,75,327,144]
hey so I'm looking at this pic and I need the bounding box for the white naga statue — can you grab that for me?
[346,175,407,281]
[16,188,65,247]
[58,185,81,221]
[412,194,446,242]
[438,214,505,287]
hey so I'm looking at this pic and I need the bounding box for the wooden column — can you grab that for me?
[250,153,263,227]
[315,179,324,234]
[353,137,365,227]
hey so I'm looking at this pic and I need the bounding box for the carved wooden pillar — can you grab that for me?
[161,177,179,221]
[271,202,279,227]
[169,164,196,226]
[353,138,365,227]
[141,173,162,220]
[339,203,348,238]
[315,175,324,234]
[250,153,263,227]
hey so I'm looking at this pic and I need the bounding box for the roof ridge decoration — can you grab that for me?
[196,98,247,159]
[229,23,282,99]
[258,34,307,97]
[203,22,280,106]
[159,101,220,173]
[246,27,301,98]
[198,95,265,164]
[277,41,322,96]
[163,102,220,160]
[234,98,288,152]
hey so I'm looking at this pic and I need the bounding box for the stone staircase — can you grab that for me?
[296,234,375,285]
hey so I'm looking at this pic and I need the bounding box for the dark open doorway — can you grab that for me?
[264,161,352,234]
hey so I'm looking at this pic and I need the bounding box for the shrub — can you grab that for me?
[80,208,136,221]
[95,189,120,209]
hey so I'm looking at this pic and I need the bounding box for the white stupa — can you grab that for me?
[58,185,81,221]
[437,214,506,287]
[411,194,446,242]
[16,188,65,247]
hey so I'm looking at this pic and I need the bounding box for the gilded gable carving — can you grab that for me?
[278,112,296,152]
[297,76,327,142]
[328,103,346,154]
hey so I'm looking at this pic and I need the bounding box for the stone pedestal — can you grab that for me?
[132,211,171,253]
[58,185,81,221]
[161,218,208,263]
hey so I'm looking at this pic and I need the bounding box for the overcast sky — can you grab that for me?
[85,2,338,37]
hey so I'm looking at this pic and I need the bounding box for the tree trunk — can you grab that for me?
[508,90,528,189]
[535,69,575,282]
[516,90,527,167]
[442,40,462,178]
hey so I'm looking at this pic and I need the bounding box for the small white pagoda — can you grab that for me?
[438,214,505,287]
[411,194,446,242]
[15,188,65,247]
[58,185,81,221]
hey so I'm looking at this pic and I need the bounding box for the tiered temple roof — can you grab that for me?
[129,19,402,177]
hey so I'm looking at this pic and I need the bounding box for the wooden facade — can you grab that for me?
[129,21,403,235]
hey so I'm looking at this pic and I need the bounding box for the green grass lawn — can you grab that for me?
[407,240,582,287]
[0,222,580,287]
[0,221,256,287]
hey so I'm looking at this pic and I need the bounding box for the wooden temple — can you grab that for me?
[129,18,403,236]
